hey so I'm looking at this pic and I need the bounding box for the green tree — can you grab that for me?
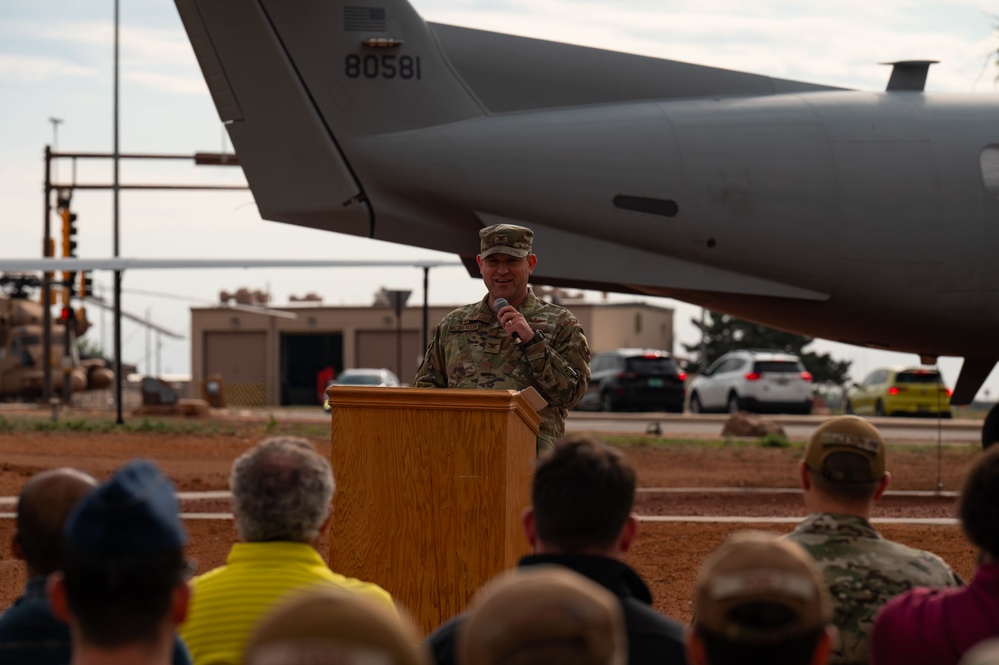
[76,337,105,360]
[683,311,851,385]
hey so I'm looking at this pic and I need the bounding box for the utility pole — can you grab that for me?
[113,0,123,424]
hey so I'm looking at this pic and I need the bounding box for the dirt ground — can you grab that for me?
[0,418,983,629]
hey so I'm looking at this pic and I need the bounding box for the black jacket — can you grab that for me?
[426,553,688,665]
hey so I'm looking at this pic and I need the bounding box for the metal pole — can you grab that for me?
[42,146,54,409]
[422,266,429,352]
[145,307,151,376]
[113,0,124,424]
[699,307,707,371]
[396,312,403,381]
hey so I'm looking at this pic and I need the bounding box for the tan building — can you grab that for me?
[190,298,674,407]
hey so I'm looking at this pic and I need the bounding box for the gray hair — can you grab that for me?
[230,437,335,543]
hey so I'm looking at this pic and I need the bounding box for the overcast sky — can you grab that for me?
[2,0,999,398]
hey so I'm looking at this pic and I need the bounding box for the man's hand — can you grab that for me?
[496,304,534,343]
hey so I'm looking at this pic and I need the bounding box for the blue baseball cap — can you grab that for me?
[65,459,186,557]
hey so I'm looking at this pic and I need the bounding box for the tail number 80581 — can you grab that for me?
[345,55,422,80]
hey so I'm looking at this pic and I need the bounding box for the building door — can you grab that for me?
[204,332,267,407]
[356,329,421,385]
[280,332,344,406]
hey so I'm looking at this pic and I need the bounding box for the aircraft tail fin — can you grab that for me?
[258,0,485,137]
[174,0,484,234]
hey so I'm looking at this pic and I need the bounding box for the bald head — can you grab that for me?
[15,467,97,576]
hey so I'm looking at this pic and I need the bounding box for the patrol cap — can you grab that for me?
[246,589,428,665]
[479,224,534,258]
[457,566,626,665]
[64,459,186,557]
[805,415,886,483]
[693,531,831,645]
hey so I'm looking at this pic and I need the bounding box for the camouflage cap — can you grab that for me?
[805,415,886,483]
[457,566,626,665]
[479,224,534,258]
[245,589,429,665]
[693,531,831,645]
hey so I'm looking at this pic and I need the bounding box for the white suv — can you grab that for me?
[688,350,813,415]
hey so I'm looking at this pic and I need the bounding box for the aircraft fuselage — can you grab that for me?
[342,91,999,359]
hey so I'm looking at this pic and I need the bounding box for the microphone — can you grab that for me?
[493,297,520,341]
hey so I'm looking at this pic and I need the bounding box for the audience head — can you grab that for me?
[246,589,428,665]
[528,435,636,554]
[48,459,189,651]
[230,437,334,544]
[959,639,999,665]
[457,566,626,665]
[13,467,97,576]
[803,415,888,504]
[959,444,999,561]
[690,531,833,665]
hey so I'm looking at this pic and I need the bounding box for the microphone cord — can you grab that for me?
[493,297,549,401]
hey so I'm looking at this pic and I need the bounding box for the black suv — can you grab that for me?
[578,348,686,412]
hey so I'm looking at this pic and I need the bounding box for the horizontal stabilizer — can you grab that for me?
[477,215,828,301]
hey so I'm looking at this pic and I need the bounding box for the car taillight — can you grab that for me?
[800,371,812,382]
[678,371,687,381]
[941,387,952,396]
[744,372,761,381]
[888,386,906,395]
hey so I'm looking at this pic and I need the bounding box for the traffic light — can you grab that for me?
[60,206,78,258]
[79,271,93,298]
[60,271,76,306]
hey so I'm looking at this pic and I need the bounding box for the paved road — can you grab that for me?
[2,402,979,445]
[566,412,981,444]
[208,406,981,445]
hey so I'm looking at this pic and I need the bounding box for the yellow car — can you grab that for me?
[845,367,952,418]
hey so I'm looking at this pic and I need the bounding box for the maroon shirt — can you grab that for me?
[871,561,999,665]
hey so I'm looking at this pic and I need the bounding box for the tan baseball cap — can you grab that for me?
[693,531,831,645]
[805,415,886,483]
[457,566,626,665]
[479,224,534,258]
[245,588,428,665]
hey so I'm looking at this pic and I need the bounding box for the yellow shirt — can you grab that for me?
[179,541,395,665]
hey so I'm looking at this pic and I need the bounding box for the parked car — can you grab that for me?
[688,350,813,414]
[323,368,401,410]
[845,366,952,418]
[577,348,686,412]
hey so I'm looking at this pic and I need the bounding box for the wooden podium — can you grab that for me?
[326,386,540,634]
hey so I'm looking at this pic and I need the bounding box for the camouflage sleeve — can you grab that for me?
[524,312,590,409]
[413,322,447,388]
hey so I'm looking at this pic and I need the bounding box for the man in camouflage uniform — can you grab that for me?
[414,223,590,452]
[786,415,960,665]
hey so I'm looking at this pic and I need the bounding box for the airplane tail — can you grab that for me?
[173,0,484,234]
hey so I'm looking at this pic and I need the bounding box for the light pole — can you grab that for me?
[384,289,411,380]
[49,117,63,180]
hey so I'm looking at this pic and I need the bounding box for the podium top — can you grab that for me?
[327,386,541,434]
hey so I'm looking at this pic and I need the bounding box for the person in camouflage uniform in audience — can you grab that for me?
[414,224,590,452]
[786,415,961,665]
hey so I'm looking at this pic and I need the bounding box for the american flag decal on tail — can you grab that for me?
[344,6,387,32]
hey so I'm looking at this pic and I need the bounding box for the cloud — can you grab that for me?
[125,70,208,95]
[0,18,200,92]
[0,54,95,81]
